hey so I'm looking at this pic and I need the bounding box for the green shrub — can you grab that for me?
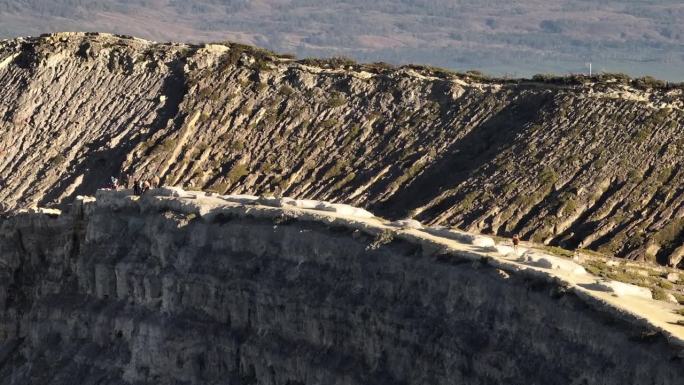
[230,140,245,151]
[673,293,684,305]
[227,163,249,183]
[319,119,339,130]
[332,172,356,190]
[207,181,230,194]
[538,166,559,185]
[366,62,396,72]
[300,56,357,68]
[153,138,178,154]
[327,92,346,108]
[279,85,294,97]
[342,125,362,146]
[500,181,518,195]
[652,287,669,301]
[197,113,211,123]
[460,191,479,210]
[323,159,348,179]
[259,162,274,173]
[49,154,66,167]
[370,229,396,249]
[633,76,666,89]
[633,128,651,143]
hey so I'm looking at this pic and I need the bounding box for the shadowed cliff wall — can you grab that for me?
[0,193,682,384]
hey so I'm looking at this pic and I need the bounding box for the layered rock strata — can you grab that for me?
[1,32,683,265]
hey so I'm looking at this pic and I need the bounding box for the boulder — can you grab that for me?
[325,203,375,218]
[665,293,679,304]
[668,245,684,268]
[389,219,423,230]
[472,236,496,248]
[580,279,652,300]
[35,208,62,217]
[283,199,327,210]
[665,272,681,283]
[519,251,587,275]
[495,245,515,256]
[220,194,259,205]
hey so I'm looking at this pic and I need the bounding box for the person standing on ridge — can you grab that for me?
[110,176,119,190]
[142,179,151,194]
[133,180,142,196]
[512,234,520,252]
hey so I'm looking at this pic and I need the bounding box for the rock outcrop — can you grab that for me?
[1,32,684,267]
[0,188,683,384]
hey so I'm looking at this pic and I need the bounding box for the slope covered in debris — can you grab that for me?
[1,32,683,267]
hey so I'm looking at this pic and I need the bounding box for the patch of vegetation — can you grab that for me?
[326,92,346,108]
[652,287,669,301]
[530,74,587,86]
[500,181,518,195]
[279,85,294,97]
[673,293,684,305]
[197,112,211,123]
[656,167,673,184]
[300,56,357,68]
[651,108,671,125]
[227,163,249,183]
[230,139,245,152]
[538,166,559,185]
[342,125,362,147]
[319,119,339,130]
[459,191,479,210]
[332,172,356,190]
[220,42,278,71]
[49,154,66,167]
[404,64,459,79]
[633,128,651,143]
[369,229,396,249]
[152,137,178,155]
[198,87,219,101]
[259,162,274,173]
[633,76,666,89]
[538,245,575,259]
[398,161,425,184]
[323,159,348,179]
[365,62,396,72]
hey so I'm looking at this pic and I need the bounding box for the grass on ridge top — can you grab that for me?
[525,241,684,308]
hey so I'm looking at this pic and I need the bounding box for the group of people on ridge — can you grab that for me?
[107,176,154,196]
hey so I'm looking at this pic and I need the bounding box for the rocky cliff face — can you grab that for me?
[0,189,683,385]
[1,32,683,267]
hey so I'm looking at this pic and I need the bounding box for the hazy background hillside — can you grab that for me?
[0,0,682,80]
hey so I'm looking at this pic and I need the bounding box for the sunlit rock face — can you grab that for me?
[0,190,682,385]
[2,33,684,266]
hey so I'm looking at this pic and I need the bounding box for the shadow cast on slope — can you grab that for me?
[38,58,189,207]
[370,92,554,221]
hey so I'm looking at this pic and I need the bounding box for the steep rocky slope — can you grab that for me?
[0,189,683,384]
[1,32,683,267]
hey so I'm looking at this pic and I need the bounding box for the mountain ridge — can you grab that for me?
[1,0,683,80]
[1,32,683,268]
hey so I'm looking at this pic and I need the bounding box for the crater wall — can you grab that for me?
[0,190,682,384]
